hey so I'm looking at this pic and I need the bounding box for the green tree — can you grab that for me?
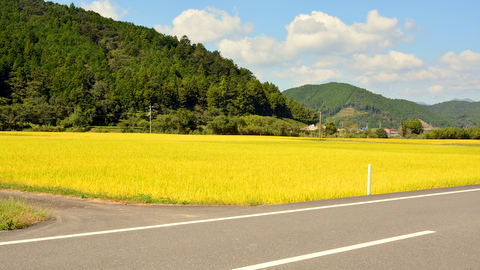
[286,98,317,124]
[152,109,197,134]
[325,121,338,136]
[61,106,92,128]
[206,115,242,135]
[375,128,388,138]
[404,119,423,135]
[206,79,227,112]
[325,121,337,136]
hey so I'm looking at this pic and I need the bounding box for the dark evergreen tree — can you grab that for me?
[0,0,316,131]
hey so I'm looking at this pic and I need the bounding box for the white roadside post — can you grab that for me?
[149,105,152,134]
[367,164,372,195]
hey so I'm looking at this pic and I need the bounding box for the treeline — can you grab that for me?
[129,110,310,136]
[0,0,317,132]
[25,109,319,137]
[422,127,480,139]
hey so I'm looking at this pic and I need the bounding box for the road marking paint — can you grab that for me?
[231,230,436,270]
[1,187,478,246]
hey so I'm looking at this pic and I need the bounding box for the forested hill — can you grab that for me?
[0,0,317,130]
[283,82,458,128]
[428,100,480,128]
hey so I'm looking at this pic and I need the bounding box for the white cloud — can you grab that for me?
[404,18,415,30]
[218,9,406,68]
[371,72,402,83]
[450,80,480,92]
[406,66,461,81]
[154,8,253,44]
[217,36,284,66]
[358,9,399,33]
[352,59,480,102]
[355,66,460,86]
[354,71,398,85]
[440,50,480,71]
[272,66,342,86]
[155,8,477,103]
[372,62,468,82]
[428,85,444,94]
[404,88,421,95]
[81,0,127,20]
[312,56,346,69]
[283,10,404,56]
[351,50,425,71]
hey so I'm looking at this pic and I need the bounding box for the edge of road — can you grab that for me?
[1,184,480,246]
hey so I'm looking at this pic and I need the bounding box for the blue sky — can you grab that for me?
[53,0,480,104]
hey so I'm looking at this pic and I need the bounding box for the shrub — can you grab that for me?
[375,128,388,138]
[30,125,65,132]
[205,115,242,135]
[152,109,198,134]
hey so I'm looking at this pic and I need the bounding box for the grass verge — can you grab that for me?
[0,183,187,205]
[0,196,51,230]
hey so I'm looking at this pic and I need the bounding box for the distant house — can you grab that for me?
[302,124,318,131]
[384,128,401,137]
[418,119,434,133]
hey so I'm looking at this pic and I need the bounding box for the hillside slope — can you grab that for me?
[283,82,456,128]
[0,0,316,130]
[428,101,480,127]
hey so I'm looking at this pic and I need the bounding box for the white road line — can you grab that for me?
[1,187,478,246]
[231,231,436,270]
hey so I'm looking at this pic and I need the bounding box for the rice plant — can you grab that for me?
[1,132,479,205]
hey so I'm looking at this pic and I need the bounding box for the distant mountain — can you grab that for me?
[283,82,460,128]
[416,102,430,106]
[428,100,480,127]
[449,98,475,102]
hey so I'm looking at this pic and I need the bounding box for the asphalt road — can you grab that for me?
[1,185,480,269]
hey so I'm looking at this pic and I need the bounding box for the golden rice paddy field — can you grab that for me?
[1,132,479,205]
